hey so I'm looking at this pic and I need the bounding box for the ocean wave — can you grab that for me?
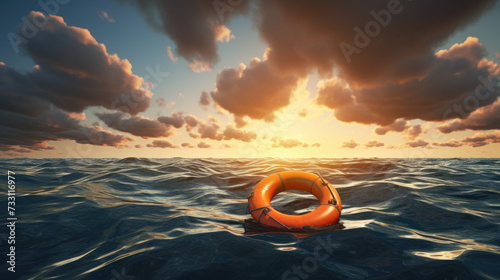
[0,158,499,279]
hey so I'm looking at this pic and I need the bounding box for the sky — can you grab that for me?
[1,0,500,158]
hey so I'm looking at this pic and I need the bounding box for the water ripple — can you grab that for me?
[0,158,499,279]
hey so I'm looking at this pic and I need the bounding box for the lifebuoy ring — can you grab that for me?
[247,171,342,231]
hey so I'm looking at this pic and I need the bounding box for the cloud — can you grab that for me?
[271,137,304,148]
[257,1,496,84]
[98,10,115,22]
[0,63,51,117]
[316,78,354,109]
[189,117,257,143]
[437,99,500,133]
[234,116,248,128]
[135,144,143,148]
[61,126,134,147]
[195,120,223,141]
[256,1,498,125]
[147,139,178,148]
[433,131,500,148]
[118,0,249,72]
[432,140,463,148]
[298,109,308,118]
[460,131,500,147]
[155,97,175,108]
[189,59,212,73]
[341,140,359,149]
[167,46,178,63]
[0,108,134,152]
[0,108,81,133]
[96,111,174,138]
[222,125,257,142]
[374,119,424,139]
[0,65,136,154]
[365,140,384,148]
[329,37,498,125]
[199,91,211,106]
[189,132,200,139]
[405,124,424,140]
[270,136,320,148]
[211,20,235,43]
[181,142,195,148]
[197,141,211,148]
[375,119,409,135]
[0,12,189,153]
[18,12,152,115]
[184,115,199,132]
[157,111,185,128]
[210,58,301,121]
[208,116,221,124]
[406,139,429,148]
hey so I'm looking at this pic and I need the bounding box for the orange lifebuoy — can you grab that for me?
[247,171,342,231]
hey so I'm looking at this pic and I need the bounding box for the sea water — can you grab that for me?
[0,158,499,279]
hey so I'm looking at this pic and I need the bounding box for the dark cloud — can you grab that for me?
[158,111,185,128]
[433,131,500,148]
[335,41,497,125]
[365,140,384,148]
[461,131,500,147]
[0,109,134,152]
[0,64,50,117]
[117,0,249,72]
[316,78,354,109]
[0,105,81,133]
[257,0,495,85]
[437,99,500,133]
[95,111,189,139]
[96,111,174,138]
[147,139,178,148]
[60,126,134,147]
[374,119,424,139]
[0,12,160,153]
[0,123,60,152]
[375,119,408,135]
[341,140,359,149]
[20,12,152,115]
[329,37,499,125]
[256,1,498,126]
[210,58,300,121]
